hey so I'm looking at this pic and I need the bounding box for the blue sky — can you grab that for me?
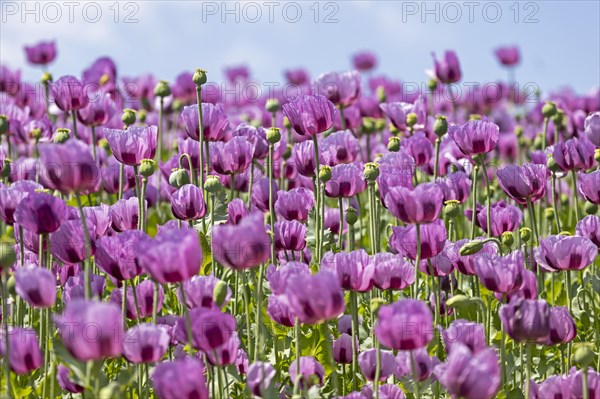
[1,1,599,95]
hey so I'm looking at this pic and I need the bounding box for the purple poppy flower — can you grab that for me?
[232,124,269,160]
[206,333,240,366]
[576,215,600,248]
[403,132,434,166]
[212,212,270,270]
[77,93,116,127]
[578,170,600,204]
[332,333,355,364]
[439,171,471,203]
[289,356,324,389]
[449,239,497,276]
[569,368,599,399]
[14,264,56,308]
[385,183,443,224]
[535,235,597,272]
[247,361,277,397]
[82,57,116,85]
[236,349,249,375]
[325,163,366,198]
[539,306,577,346]
[152,357,209,399]
[110,280,163,320]
[170,184,206,221]
[267,294,296,327]
[320,130,360,166]
[441,319,487,355]
[285,270,345,325]
[123,323,170,364]
[466,200,523,237]
[57,365,84,393]
[377,151,416,204]
[210,136,254,175]
[275,187,315,222]
[83,204,111,238]
[553,137,595,172]
[584,112,600,146]
[55,299,123,361]
[251,177,278,212]
[322,249,375,292]
[500,298,550,342]
[285,68,310,85]
[352,51,377,72]
[63,272,105,303]
[395,348,438,382]
[0,328,42,375]
[498,269,538,303]
[432,50,462,84]
[138,228,201,283]
[282,94,336,136]
[359,349,396,381]
[418,241,456,277]
[536,375,572,399]
[95,230,148,281]
[110,197,143,232]
[227,198,250,225]
[292,140,317,177]
[24,41,57,65]
[39,140,101,193]
[370,252,415,290]
[266,262,310,295]
[448,120,499,156]
[14,191,67,234]
[51,75,89,112]
[182,275,231,310]
[104,125,157,166]
[496,163,548,204]
[175,308,236,352]
[389,219,447,260]
[0,181,42,225]
[181,103,229,142]
[50,219,96,265]
[475,250,525,294]
[375,299,434,350]
[380,98,426,132]
[434,343,500,399]
[315,71,361,107]
[274,220,306,252]
[494,46,520,66]
[18,115,53,143]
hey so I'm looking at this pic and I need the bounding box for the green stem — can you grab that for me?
[122,281,128,325]
[433,138,441,180]
[71,110,78,139]
[118,163,125,201]
[293,320,301,396]
[1,272,12,399]
[470,165,479,239]
[268,144,276,263]
[247,162,255,210]
[525,344,532,399]
[157,98,164,163]
[338,197,344,250]
[75,193,93,299]
[350,291,359,390]
[243,273,253,361]
[253,264,265,362]
[152,282,160,324]
[90,126,97,161]
[480,161,492,237]
[312,135,321,261]
[542,118,549,150]
[196,87,205,191]
[178,284,194,355]
[374,340,381,399]
[414,224,421,300]
[551,173,562,232]
[571,170,580,223]
[411,350,421,399]
[526,197,540,246]
[583,369,589,399]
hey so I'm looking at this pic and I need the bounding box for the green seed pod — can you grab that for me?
[584,202,598,215]
[192,68,208,86]
[363,162,380,182]
[376,85,386,103]
[138,109,147,123]
[520,227,532,243]
[265,98,280,113]
[30,128,42,141]
[153,80,171,98]
[169,168,190,189]
[541,101,557,119]
[41,72,53,85]
[573,345,594,368]
[204,175,222,194]
[387,136,400,152]
[213,280,229,308]
[54,128,71,143]
[345,207,358,226]
[469,114,482,121]
[406,112,418,128]
[501,231,515,248]
[544,208,555,221]
[427,79,438,92]
[459,240,484,256]
[121,109,137,127]
[266,127,281,144]
[433,115,448,137]
[139,159,156,178]
[319,165,332,183]
[595,148,600,163]
[443,200,460,219]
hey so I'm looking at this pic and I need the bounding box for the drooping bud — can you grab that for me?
[573,345,594,368]
[213,280,229,308]
[41,72,53,85]
[552,109,565,129]
[427,79,438,92]
[376,85,386,103]
[544,208,555,221]
[515,125,524,137]
[459,240,484,256]
[169,168,190,188]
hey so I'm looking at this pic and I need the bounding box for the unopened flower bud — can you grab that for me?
[387,136,400,152]
[501,232,514,247]
[122,109,136,127]
[169,168,190,188]
[459,240,484,256]
[541,101,557,119]
[433,115,448,137]
[265,98,280,113]
[533,135,544,150]
[427,79,438,92]
[573,345,594,368]
[376,86,386,103]
[213,280,229,308]
[520,227,532,243]
[319,165,332,182]
[283,144,292,160]
[363,162,380,181]
[362,117,378,134]
[192,68,208,86]
[204,175,222,194]
[154,80,171,98]
[266,127,281,144]
[137,109,147,123]
[345,207,358,226]
[553,110,565,129]
[283,116,291,129]
[544,208,555,221]
[30,128,42,140]
[139,159,156,177]
[54,128,71,143]
[443,200,460,219]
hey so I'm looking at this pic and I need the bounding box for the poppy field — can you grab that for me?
[0,38,599,399]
